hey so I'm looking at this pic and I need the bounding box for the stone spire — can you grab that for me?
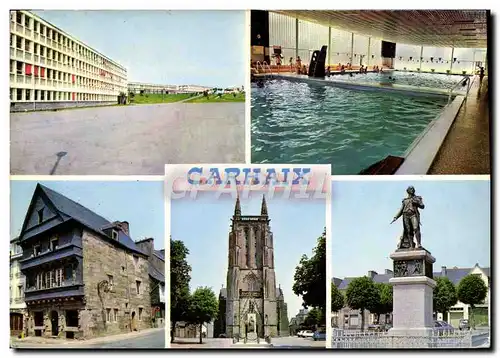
[234,193,241,217]
[261,194,268,216]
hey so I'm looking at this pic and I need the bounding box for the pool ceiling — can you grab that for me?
[276,10,488,48]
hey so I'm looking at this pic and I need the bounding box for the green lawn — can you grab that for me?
[130,93,196,104]
[183,92,245,103]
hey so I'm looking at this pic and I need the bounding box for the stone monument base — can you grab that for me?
[389,249,436,337]
[233,335,273,348]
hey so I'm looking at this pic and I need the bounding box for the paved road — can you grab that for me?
[171,336,325,349]
[85,328,165,349]
[10,102,245,175]
[271,336,325,348]
[12,328,165,349]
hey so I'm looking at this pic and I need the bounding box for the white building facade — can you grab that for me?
[10,238,26,336]
[10,10,127,112]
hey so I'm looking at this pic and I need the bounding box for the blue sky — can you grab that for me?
[10,180,164,250]
[34,10,245,87]
[171,192,326,320]
[331,180,490,279]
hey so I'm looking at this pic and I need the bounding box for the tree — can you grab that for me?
[293,231,326,319]
[170,239,192,343]
[370,283,393,324]
[304,307,322,329]
[186,287,219,344]
[457,274,488,329]
[345,276,380,331]
[433,277,458,321]
[331,283,345,313]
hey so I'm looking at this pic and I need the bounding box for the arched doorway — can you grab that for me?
[51,311,59,336]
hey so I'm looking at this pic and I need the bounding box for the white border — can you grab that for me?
[245,10,252,164]
[330,175,490,181]
[164,178,172,347]
[9,175,165,181]
[164,163,331,349]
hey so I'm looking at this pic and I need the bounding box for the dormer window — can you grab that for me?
[112,230,118,240]
[37,208,44,224]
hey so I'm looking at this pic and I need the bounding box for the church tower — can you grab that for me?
[225,195,280,339]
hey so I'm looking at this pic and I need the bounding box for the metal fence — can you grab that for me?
[331,329,489,349]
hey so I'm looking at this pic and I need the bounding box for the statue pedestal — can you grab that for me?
[388,249,436,337]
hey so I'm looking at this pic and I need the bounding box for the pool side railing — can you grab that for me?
[447,75,474,104]
[255,61,273,75]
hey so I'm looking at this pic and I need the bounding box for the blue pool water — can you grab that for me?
[328,71,467,91]
[251,79,449,174]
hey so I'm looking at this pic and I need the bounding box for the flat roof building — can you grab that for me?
[128,82,179,94]
[10,10,128,112]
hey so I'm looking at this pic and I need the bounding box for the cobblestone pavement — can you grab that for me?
[11,328,165,349]
[10,102,244,175]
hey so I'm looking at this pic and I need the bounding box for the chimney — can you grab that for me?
[385,269,393,275]
[120,221,130,236]
[441,266,447,276]
[368,270,378,279]
[135,237,154,258]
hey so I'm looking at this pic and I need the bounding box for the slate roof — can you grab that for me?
[37,184,146,255]
[333,265,490,289]
[154,249,165,261]
[149,264,165,283]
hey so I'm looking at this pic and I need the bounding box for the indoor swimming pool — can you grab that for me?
[251,78,450,174]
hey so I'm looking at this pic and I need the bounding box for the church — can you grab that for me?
[214,195,289,339]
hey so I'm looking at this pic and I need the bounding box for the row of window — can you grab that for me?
[11,11,125,76]
[29,266,74,291]
[106,274,142,295]
[11,60,125,92]
[10,39,126,82]
[106,307,143,322]
[11,88,118,102]
[32,237,59,257]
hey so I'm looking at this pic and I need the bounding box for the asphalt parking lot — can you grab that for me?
[10,102,244,175]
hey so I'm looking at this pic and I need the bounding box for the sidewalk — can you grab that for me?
[11,327,164,348]
[170,338,234,349]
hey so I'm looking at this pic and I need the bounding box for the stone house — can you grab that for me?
[18,184,152,339]
[135,238,165,328]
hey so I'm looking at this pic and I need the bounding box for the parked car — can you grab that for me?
[313,329,326,341]
[459,319,470,331]
[302,330,314,338]
[434,320,454,334]
[297,330,305,337]
[368,324,384,332]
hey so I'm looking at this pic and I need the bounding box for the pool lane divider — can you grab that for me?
[259,73,465,99]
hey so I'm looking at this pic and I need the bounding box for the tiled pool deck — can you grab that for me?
[428,76,490,174]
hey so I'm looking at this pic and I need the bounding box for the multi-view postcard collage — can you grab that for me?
[7,8,491,351]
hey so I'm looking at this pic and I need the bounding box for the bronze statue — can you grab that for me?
[390,186,425,249]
